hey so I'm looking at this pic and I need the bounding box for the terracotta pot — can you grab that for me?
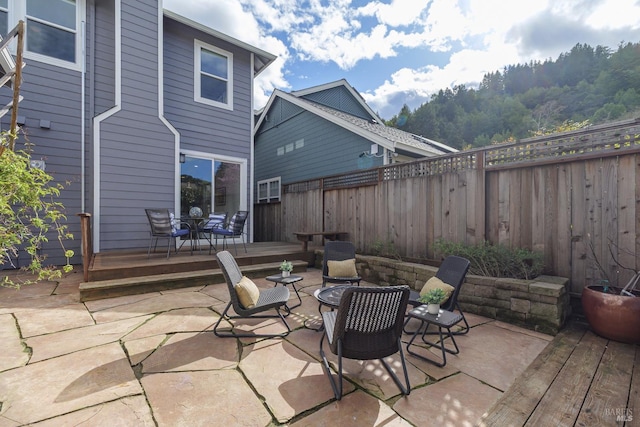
[581,285,640,344]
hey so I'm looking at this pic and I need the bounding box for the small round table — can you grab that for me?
[306,285,352,331]
[266,273,303,309]
[314,285,351,309]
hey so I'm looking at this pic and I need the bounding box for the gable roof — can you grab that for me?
[163,9,276,76]
[256,80,457,157]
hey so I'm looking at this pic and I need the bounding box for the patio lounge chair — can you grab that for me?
[404,255,471,335]
[320,285,411,400]
[210,210,248,255]
[145,208,191,258]
[213,250,291,338]
[322,241,362,287]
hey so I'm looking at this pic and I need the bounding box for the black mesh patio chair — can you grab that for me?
[320,286,411,400]
[213,250,291,338]
[210,210,248,255]
[404,255,471,335]
[145,208,191,258]
[322,241,361,287]
[198,212,227,252]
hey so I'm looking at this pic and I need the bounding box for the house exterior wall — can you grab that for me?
[0,60,84,266]
[94,0,177,251]
[162,17,255,236]
[93,0,116,115]
[301,86,372,120]
[254,102,384,187]
[1,0,262,265]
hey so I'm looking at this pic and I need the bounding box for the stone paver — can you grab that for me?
[90,292,219,323]
[0,267,554,426]
[441,322,550,391]
[0,314,28,371]
[0,343,141,424]
[240,332,341,423]
[26,315,152,362]
[30,396,155,427]
[141,331,238,373]
[290,390,412,426]
[393,373,503,426]
[142,370,272,426]
[121,307,217,341]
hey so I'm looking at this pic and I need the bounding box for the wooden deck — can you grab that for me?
[88,241,313,281]
[479,318,639,426]
[80,242,315,301]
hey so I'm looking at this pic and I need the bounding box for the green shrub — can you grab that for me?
[432,239,544,280]
[370,238,402,260]
[1,132,74,288]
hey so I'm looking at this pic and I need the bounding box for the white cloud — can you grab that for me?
[165,0,639,116]
[356,0,428,27]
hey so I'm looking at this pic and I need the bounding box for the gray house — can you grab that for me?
[253,79,456,203]
[0,0,275,265]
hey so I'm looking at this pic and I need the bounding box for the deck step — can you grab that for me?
[79,260,308,302]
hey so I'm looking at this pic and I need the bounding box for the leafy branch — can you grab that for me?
[1,130,74,288]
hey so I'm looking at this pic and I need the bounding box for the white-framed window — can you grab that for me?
[3,0,84,70]
[194,39,233,110]
[257,177,281,203]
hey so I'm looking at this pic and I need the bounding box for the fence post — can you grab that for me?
[77,213,93,282]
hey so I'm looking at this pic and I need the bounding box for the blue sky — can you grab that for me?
[164,0,640,120]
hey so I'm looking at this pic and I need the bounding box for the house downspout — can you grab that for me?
[249,53,255,244]
[80,19,86,212]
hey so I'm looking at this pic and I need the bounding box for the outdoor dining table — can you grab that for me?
[180,217,207,253]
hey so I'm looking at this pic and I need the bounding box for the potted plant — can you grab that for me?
[419,287,447,315]
[581,237,640,344]
[280,260,293,277]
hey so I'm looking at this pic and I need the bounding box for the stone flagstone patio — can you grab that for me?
[0,268,552,426]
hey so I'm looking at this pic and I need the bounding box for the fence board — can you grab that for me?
[570,162,587,294]
[262,119,640,295]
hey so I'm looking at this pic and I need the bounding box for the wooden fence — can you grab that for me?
[253,117,640,295]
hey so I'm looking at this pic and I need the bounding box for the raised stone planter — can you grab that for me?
[315,252,571,335]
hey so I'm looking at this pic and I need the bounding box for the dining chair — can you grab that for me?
[144,208,191,258]
[210,210,248,255]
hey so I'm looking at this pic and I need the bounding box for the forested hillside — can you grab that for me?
[387,41,640,149]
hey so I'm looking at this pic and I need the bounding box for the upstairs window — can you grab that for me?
[2,0,83,70]
[194,39,233,110]
[26,0,77,63]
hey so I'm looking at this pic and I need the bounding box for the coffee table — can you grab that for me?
[266,273,303,309]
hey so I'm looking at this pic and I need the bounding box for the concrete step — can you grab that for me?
[79,260,308,301]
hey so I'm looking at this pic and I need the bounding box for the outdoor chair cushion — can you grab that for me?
[327,258,357,277]
[420,276,455,300]
[235,276,260,308]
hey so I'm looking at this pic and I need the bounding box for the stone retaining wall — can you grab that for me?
[315,252,571,335]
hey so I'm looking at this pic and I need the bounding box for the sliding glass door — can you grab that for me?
[180,154,244,221]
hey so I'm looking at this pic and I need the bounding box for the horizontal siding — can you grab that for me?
[255,107,384,185]
[0,59,84,266]
[98,0,175,251]
[162,18,253,156]
[93,0,116,114]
